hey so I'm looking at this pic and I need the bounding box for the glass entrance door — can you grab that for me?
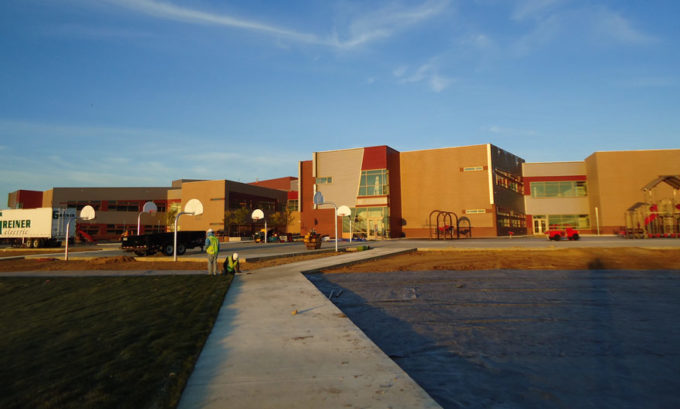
[533,216,547,234]
[367,218,384,240]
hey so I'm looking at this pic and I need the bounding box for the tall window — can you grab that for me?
[358,169,389,196]
[530,181,587,198]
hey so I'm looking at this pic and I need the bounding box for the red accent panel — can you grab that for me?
[362,146,388,170]
[16,190,43,209]
[287,191,298,200]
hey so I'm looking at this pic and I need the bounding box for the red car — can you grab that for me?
[546,226,580,241]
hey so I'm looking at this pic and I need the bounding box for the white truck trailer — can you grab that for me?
[0,208,76,248]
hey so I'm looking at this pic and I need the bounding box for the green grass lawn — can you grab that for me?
[0,275,232,409]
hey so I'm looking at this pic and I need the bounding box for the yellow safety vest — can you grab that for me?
[207,236,219,255]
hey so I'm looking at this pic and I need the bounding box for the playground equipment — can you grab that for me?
[624,175,680,239]
[428,210,472,240]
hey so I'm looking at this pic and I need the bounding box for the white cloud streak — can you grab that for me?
[394,62,454,92]
[105,0,450,50]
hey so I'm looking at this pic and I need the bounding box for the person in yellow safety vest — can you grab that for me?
[223,252,241,275]
[205,229,220,276]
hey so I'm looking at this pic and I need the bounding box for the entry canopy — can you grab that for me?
[337,205,351,217]
[251,209,264,221]
[184,199,204,215]
[142,201,158,213]
[80,205,96,221]
[313,191,324,205]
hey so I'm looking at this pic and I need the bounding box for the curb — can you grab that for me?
[300,248,417,274]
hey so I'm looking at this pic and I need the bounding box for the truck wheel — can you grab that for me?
[571,233,579,241]
[553,234,561,241]
[163,244,174,256]
[32,239,41,248]
[177,244,186,255]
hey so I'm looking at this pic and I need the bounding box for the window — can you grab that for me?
[496,207,526,228]
[463,166,484,172]
[358,169,389,196]
[494,169,523,193]
[287,199,298,212]
[342,207,390,237]
[316,177,333,184]
[548,214,590,229]
[106,200,139,212]
[531,181,587,198]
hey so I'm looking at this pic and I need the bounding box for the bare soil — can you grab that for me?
[0,247,100,257]
[325,247,680,273]
[0,252,341,272]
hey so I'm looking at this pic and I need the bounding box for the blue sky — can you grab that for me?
[1,0,678,204]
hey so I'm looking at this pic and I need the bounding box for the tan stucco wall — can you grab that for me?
[523,161,586,177]
[315,148,364,208]
[178,180,226,232]
[400,145,495,234]
[525,197,590,215]
[585,150,680,230]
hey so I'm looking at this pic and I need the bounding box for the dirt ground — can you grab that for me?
[326,247,680,273]
[0,252,341,272]
[0,247,100,257]
[2,247,679,273]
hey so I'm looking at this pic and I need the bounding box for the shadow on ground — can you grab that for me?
[307,269,680,409]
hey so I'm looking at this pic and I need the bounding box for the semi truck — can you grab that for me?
[0,208,76,248]
[121,231,206,256]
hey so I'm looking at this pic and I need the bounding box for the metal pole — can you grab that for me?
[264,220,267,244]
[334,206,338,252]
[174,211,195,261]
[137,212,142,235]
[64,217,72,261]
[349,216,353,243]
[595,207,600,236]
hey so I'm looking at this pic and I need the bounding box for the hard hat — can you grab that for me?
[233,252,238,260]
[207,228,214,233]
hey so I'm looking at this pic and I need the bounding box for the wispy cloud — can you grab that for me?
[592,8,657,45]
[105,0,450,50]
[332,0,450,49]
[508,3,657,56]
[394,61,454,92]
[511,0,564,21]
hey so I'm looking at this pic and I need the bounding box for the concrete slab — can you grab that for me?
[178,247,441,409]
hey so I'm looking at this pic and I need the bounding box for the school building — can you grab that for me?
[299,145,680,239]
[6,145,680,240]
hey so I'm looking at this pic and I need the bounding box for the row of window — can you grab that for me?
[495,169,524,194]
[545,214,590,229]
[317,170,390,197]
[340,206,391,237]
[66,200,167,212]
[530,181,587,198]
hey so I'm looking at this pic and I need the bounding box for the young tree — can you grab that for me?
[224,207,251,236]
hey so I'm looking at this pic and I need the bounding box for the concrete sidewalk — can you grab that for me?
[178,247,442,409]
